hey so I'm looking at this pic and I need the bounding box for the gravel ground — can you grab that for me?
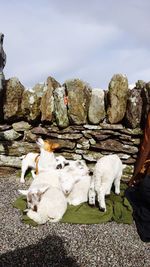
[0,168,150,267]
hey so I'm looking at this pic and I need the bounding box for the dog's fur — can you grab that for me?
[20,138,60,183]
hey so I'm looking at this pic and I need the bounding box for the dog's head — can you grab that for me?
[36,138,60,152]
[19,185,49,212]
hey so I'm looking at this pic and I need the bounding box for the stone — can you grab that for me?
[0,129,22,141]
[53,86,69,128]
[64,79,92,125]
[107,74,128,123]
[91,139,138,154]
[99,123,124,130]
[0,124,12,131]
[77,137,90,150]
[82,151,103,162]
[55,152,82,160]
[12,121,32,132]
[31,126,48,135]
[119,128,143,136]
[40,76,60,122]
[23,131,37,142]
[88,89,105,124]
[0,141,39,156]
[46,132,82,140]
[125,88,143,128]
[0,155,21,168]
[3,77,25,121]
[21,83,45,122]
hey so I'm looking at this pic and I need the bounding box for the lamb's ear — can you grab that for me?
[37,185,49,195]
[18,189,28,195]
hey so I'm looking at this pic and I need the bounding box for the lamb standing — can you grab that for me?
[89,154,123,211]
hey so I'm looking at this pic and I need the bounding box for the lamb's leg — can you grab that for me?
[97,186,106,212]
[88,177,96,205]
[27,209,47,224]
[114,175,121,195]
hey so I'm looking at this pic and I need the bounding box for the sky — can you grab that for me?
[0,0,150,89]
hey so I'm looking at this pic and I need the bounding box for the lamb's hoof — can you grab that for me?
[88,203,95,208]
[99,207,106,212]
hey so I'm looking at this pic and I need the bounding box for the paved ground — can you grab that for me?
[0,168,150,267]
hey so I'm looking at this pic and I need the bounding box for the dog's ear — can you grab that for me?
[18,189,28,195]
[51,143,60,150]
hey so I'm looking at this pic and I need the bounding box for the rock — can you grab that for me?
[53,86,69,128]
[0,141,39,156]
[3,77,25,121]
[99,123,124,130]
[107,74,128,123]
[77,137,90,149]
[91,139,138,154]
[40,76,60,122]
[31,126,48,135]
[119,128,143,136]
[46,132,82,140]
[84,125,102,130]
[0,124,12,131]
[0,155,21,168]
[125,88,143,128]
[0,129,22,141]
[23,130,37,142]
[12,121,32,132]
[88,89,105,124]
[55,152,82,160]
[135,80,146,89]
[64,79,92,125]
[82,151,103,162]
[21,83,45,122]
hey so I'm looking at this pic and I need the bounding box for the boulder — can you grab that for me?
[53,86,69,128]
[91,139,138,154]
[107,74,128,123]
[0,141,39,156]
[12,121,32,132]
[40,76,60,122]
[88,89,105,124]
[3,77,25,121]
[64,79,92,125]
[21,83,45,122]
[0,155,21,168]
[125,88,143,128]
[0,129,22,141]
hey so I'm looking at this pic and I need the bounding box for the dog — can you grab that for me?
[20,138,60,183]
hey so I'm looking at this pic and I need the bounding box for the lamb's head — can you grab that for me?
[18,185,49,211]
[56,156,69,169]
[59,168,80,195]
[36,138,60,152]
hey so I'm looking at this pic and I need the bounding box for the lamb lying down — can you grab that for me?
[19,170,67,224]
[59,160,91,206]
[89,154,123,212]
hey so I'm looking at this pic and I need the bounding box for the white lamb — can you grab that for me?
[88,154,123,212]
[59,160,91,206]
[19,169,67,224]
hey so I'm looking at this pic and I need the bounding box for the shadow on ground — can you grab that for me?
[0,234,80,267]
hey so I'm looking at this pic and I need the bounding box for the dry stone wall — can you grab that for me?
[0,74,150,181]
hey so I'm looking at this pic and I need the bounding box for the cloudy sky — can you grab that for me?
[0,0,150,89]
